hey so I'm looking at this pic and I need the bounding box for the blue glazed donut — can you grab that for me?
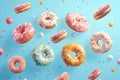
[32,44,54,66]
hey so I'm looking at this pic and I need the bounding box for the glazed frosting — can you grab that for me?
[13,23,35,44]
[8,56,26,73]
[66,12,88,32]
[14,2,31,11]
[32,44,54,66]
[90,31,112,53]
[38,12,58,28]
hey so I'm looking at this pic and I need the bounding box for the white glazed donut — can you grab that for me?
[38,11,58,29]
[90,31,112,53]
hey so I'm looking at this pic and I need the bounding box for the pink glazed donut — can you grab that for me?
[55,72,69,80]
[66,12,88,32]
[88,69,101,80]
[8,56,26,73]
[93,4,111,20]
[14,2,32,14]
[13,23,35,44]
[51,30,68,43]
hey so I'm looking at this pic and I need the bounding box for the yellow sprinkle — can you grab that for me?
[111,68,115,72]
[40,0,44,5]
[109,22,114,27]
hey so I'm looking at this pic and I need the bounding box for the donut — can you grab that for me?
[32,44,54,66]
[51,30,68,43]
[90,31,112,53]
[8,56,26,73]
[0,48,4,55]
[13,23,35,44]
[88,69,101,80]
[55,72,70,80]
[62,42,86,66]
[38,11,58,29]
[66,12,88,32]
[14,2,32,14]
[93,4,111,20]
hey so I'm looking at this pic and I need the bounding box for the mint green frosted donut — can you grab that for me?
[32,44,54,66]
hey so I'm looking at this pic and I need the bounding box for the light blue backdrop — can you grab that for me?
[0,0,120,80]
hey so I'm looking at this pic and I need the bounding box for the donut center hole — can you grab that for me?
[71,52,76,58]
[98,40,103,45]
[15,62,20,67]
[45,17,51,20]
[20,27,25,34]
[42,52,48,58]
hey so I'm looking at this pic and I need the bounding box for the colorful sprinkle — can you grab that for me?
[117,59,120,64]
[111,68,115,72]
[108,55,113,60]
[39,0,44,5]
[109,22,114,27]
[23,78,27,80]
[39,32,44,37]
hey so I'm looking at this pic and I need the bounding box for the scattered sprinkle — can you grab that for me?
[39,0,44,5]
[23,78,27,80]
[39,32,44,37]
[108,55,113,60]
[117,59,120,64]
[111,67,115,72]
[109,22,114,27]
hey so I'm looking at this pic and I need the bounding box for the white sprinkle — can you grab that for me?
[39,32,44,37]
[23,78,27,80]
[108,55,113,60]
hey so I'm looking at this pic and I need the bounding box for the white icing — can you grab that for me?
[90,31,112,53]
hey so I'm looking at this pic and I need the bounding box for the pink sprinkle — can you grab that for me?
[6,17,13,24]
[117,59,120,64]
[0,48,4,55]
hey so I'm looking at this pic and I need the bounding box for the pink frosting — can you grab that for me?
[55,72,69,80]
[0,48,4,55]
[117,59,120,64]
[51,30,67,41]
[93,4,110,17]
[8,56,26,73]
[66,12,88,32]
[88,69,101,80]
[14,2,31,11]
[13,23,35,44]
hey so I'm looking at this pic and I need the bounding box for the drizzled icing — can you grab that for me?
[90,31,112,53]
[38,12,58,29]
[13,23,35,44]
[32,44,54,66]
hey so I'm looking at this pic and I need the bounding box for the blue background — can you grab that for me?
[0,0,120,80]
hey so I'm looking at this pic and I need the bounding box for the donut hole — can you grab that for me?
[45,17,51,20]
[15,62,20,67]
[71,52,76,58]
[98,40,103,45]
[20,27,25,34]
[42,52,48,58]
